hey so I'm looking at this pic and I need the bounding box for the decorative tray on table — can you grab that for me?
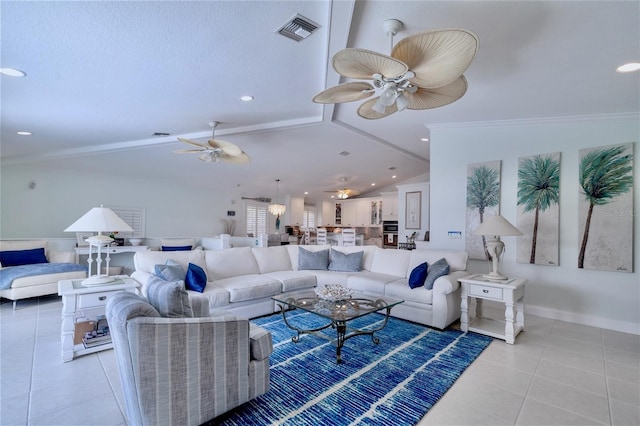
[314,284,353,302]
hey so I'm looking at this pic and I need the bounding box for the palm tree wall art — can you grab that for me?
[578,143,633,272]
[466,161,501,260]
[517,153,560,266]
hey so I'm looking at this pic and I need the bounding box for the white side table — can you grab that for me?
[58,276,140,362]
[458,274,526,344]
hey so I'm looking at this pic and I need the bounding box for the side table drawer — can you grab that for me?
[469,284,503,301]
[78,291,117,309]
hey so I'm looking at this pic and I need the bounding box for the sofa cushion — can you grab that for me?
[252,246,292,273]
[328,249,363,272]
[408,262,429,289]
[134,250,206,276]
[205,247,260,281]
[146,275,194,318]
[385,279,434,305]
[154,259,186,281]
[331,246,377,271]
[0,248,48,267]
[298,247,329,270]
[197,285,230,307]
[263,270,317,292]
[425,258,450,290]
[347,271,401,295]
[369,249,411,277]
[214,275,282,302]
[314,270,351,287]
[185,263,207,293]
[409,249,468,273]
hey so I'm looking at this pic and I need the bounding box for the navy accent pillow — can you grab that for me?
[424,258,450,290]
[408,262,429,289]
[328,249,363,272]
[154,259,186,281]
[161,245,192,251]
[298,247,329,270]
[185,263,207,293]
[0,248,48,267]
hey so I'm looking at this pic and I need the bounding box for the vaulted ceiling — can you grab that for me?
[2,1,638,204]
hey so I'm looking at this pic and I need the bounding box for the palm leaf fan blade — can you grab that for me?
[333,48,408,79]
[313,82,374,104]
[357,97,398,120]
[222,152,251,164]
[404,76,468,110]
[177,137,208,148]
[208,139,242,157]
[393,29,478,89]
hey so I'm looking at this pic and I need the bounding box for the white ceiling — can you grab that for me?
[2,1,638,204]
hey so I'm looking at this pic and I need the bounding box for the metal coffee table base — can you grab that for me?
[278,303,393,364]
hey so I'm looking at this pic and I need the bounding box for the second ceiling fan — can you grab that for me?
[174,121,251,163]
[313,19,479,119]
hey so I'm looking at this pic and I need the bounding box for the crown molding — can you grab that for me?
[427,112,640,130]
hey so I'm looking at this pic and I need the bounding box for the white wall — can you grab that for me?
[430,114,639,334]
[0,165,237,239]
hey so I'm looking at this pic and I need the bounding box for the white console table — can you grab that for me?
[458,274,526,344]
[75,245,148,275]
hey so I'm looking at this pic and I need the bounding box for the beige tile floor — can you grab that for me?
[1,296,638,425]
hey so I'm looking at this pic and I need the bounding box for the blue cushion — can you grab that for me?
[146,275,193,318]
[298,247,329,270]
[185,263,207,293]
[424,258,450,290]
[161,245,192,251]
[328,249,363,272]
[0,248,48,267]
[154,259,186,281]
[408,262,429,289]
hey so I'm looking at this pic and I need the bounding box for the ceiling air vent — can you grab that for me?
[276,14,319,42]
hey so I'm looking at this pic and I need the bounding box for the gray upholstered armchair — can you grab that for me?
[105,291,272,426]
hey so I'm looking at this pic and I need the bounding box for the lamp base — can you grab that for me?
[482,272,509,281]
[82,275,116,286]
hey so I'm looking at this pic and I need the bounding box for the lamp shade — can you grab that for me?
[64,206,133,233]
[473,215,522,237]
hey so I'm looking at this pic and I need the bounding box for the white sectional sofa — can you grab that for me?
[131,245,469,330]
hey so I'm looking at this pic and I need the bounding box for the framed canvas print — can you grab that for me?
[405,191,421,229]
[517,152,560,266]
[578,143,633,272]
[466,160,502,260]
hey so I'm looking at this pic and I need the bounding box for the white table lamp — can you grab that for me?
[473,215,522,281]
[65,205,133,285]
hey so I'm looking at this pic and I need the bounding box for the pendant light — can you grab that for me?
[268,179,286,216]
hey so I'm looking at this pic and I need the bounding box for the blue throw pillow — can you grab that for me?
[328,249,363,272]
[0,248,48,267]
[424,258,450,290]
[298,247,329,270]
[408,262,429,289]
[185,263,207,293]
[154,259,186,281]
[161,245,192,251]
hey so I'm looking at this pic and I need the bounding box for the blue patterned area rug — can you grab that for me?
[216,311,492,426]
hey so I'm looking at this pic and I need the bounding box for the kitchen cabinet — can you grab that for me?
[287,196,304,226]
[381,191,398,220]
[340,200,357,226]
[321,201,336,226]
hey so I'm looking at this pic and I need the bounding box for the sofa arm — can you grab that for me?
[432,270,467,294]
[249,323,273,361]
[48,250,75,263]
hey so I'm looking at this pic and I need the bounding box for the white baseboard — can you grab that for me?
[475,300,639,335]
[525,304,640,336]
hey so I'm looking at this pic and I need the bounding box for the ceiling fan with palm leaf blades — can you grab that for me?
[174,121,251,163]
[324,178,361,199]
[313,19,478,119]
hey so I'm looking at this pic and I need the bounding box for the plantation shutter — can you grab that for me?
[246,204,267,236]
[303,209,316,229]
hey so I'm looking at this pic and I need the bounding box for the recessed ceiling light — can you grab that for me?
[421,137,430,142]
[392,175,397,179]
[304,191,308,195]
[616,62,640,73]
[240,95,254,101]
[371,183,376,186]
[17,131,32,136]
[0,68,26,77]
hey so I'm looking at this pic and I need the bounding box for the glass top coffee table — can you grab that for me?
[272,289,404,364]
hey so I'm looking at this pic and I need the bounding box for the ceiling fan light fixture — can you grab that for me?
[396,93,409,111]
